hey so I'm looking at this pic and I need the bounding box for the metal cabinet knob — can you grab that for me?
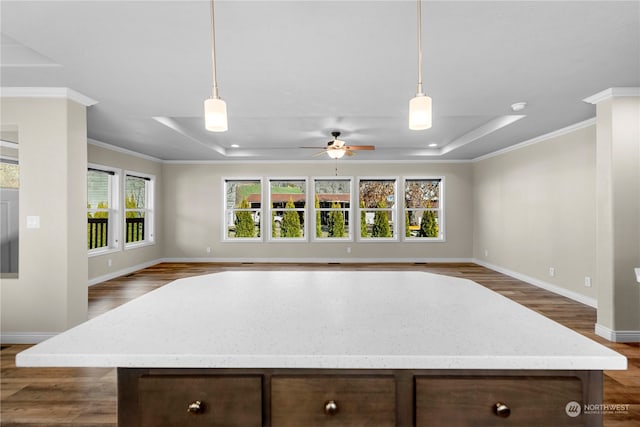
[494,402,511,418]
[324,400,339,416]
[187,400,204,414]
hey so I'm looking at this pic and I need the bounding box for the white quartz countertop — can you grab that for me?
[17,271,626,370]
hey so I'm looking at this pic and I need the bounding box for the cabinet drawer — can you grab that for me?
[137,375,262,427]
[271,376,395,426]
[416,375,583,426]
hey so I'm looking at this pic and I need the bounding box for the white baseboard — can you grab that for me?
[595,323,640,343]
[88,259,162,286]
[160,257,474,264]
[1,332,56,345]
[473,259,598,308]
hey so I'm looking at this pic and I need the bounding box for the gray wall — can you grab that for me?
[1,97,88,338]
[87,142,164,282]
[162,161,474,261]
[473,124,598,301]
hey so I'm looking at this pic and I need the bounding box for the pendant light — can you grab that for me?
[409,0,432,130]
[204,0,227,132]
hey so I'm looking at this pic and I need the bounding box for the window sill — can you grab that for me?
[124,241,155,251]
[88,247,121,258]
[403,237,446,242]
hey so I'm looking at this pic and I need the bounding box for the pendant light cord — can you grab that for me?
[210,0,219,99]
[416,0,424,95]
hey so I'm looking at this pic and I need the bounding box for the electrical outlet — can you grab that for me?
[484,249,489,257]
[108,259,112,267]
[584,276,592,287]
[549,267,555,277]
[346,247,351,254]
[206,246,212,253]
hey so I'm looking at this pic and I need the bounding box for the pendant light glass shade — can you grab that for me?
[409,93,432,130]
[204,97,228,132]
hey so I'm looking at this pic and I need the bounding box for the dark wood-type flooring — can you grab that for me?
[1,262,639,426]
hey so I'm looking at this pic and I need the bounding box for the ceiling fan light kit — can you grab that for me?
[204,0,228,132]
[327,148,346,159]
[301,131,375,159]
[409,0,432,131]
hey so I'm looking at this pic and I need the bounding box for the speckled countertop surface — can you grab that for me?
[17,271,627,370]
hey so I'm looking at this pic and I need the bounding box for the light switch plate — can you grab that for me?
[26,216,40,229]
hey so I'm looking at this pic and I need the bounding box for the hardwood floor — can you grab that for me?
[2,262,639,426]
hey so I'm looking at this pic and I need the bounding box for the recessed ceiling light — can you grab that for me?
[230,144,239,148]
[428,143,438,147]
[511,102,527,112]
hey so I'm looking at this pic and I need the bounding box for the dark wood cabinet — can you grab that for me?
[271,376,396,426]
[118,368,602,426]
[122,373,262,426]
[416,375,584,426]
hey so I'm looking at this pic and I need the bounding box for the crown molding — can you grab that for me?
[583,87,640,105]
[0,87,98,106]
[472,117,597,162]
[88,138,162,163]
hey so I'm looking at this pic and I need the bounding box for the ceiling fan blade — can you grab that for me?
[312,150,328,157]
[345,150,355,156]
[345,145,375,150]
[300,146,327,149]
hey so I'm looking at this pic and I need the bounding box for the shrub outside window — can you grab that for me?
[124,172,154,247]
[224,179,262,240]
[358,178,397,240]
[313,178,351,240]
[404,178,443,240]
[269,179,307,240]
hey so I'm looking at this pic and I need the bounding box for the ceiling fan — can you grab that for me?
[302,131,375,159]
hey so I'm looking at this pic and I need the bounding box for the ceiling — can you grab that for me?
[1,1,638,162]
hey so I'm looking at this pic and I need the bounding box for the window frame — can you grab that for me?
[356,177,399,242]
[222,177,263,242]
[402,176,445,242]
[267,177,308,242]
[124,170,155,249]
[87,163,120,256]
[311,176,353,242]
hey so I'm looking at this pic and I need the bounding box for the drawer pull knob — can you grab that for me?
[187,400,204,414]
[494,402,511,418]
[324,400,339,416]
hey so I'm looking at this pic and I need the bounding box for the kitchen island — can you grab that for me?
[17,271,626,426]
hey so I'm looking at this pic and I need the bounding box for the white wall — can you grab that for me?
[162,161,474,261]
[473,124,598,301]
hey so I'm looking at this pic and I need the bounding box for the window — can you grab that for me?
[313,178,352,240]
[125,172,154,247]
[269,179,307,240]
[358,178,397,240]
[404,178,443,240]
[224,179,262,240]
[87,166,119,253]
